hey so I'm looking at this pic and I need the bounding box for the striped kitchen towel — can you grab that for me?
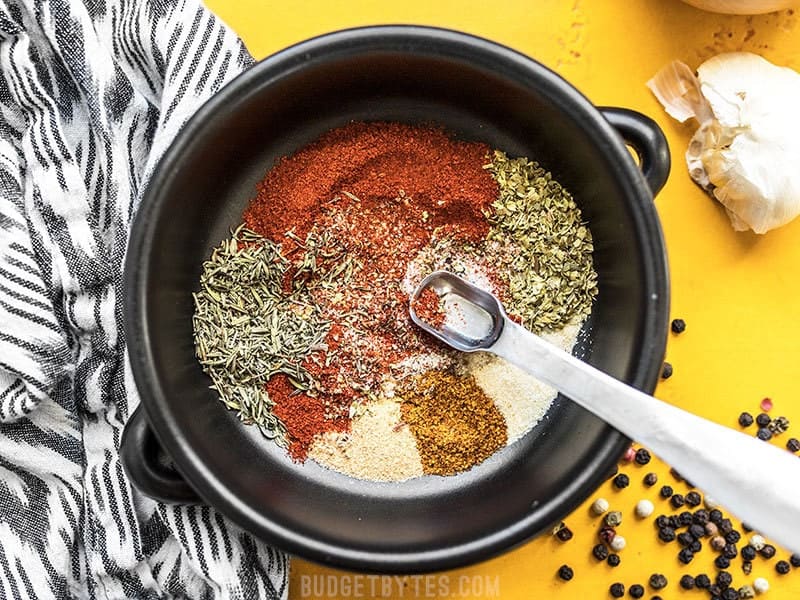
[0,0,288,598]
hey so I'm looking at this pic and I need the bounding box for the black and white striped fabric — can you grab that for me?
[0,1,288,597]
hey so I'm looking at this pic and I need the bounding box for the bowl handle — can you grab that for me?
[120,406,201,504]
[600,107,671,197]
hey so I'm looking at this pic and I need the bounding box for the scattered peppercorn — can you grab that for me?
[668,515,680,529]
[680,575,695,590]
[613,473,630,489]
[776,560,791,574]
[670,494,685,509]
[606,511,623,527]
[643,472,658,487]
[756,413,771,427]
[768,415,790,435]
[600,526,617,544]
[690,524,706,539]
[671,318,686,334]
[757,427,773,441]
[610,535,626,552]
[648,573,667,590]
[711,536,727,551]
[761,544,777,559]
[628,584,644,598]
[635,499,654,518]
[677,532,694,547]
[592,497,610,515]
[678,511,694,527]
[659,485,673,498]
[787,438,800,453]
[593,543,609,561]
[750,534,766,551]
[610,583,625,598]
[634,448,651,465]
[708,583,722,596]
[705,522,719,536]
[717,571,733,588]
[678,547,695,564]
[694,510,710,525]
[719,518,734,535]
[660,362,673,379]
[690,540,702,553]
[557,564,573,581]
[695,574,711,589]
[556,525,573,541]
[725,530,740,544]
[741,545,757,561]
[743,560,753,575]
[721,588,738,600]
[790,554,800,567]
[738,412,755,427]
[760,397,773,412]
[738,584,755,599]
[607,553,621,567]
[714,555,730,569]
[723,544,738,559]
[658,527,676,543]
[753,577,769,594]
[685,491,702,507]
[655,515,670,529]
[709,509,723,524]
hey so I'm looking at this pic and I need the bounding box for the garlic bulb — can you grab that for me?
[648,52,800,233]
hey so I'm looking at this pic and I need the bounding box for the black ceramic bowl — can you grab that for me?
[121,26,670,573]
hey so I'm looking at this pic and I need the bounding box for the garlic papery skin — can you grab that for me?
[648,52,800,234]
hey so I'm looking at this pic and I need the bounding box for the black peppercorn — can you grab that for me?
[613,473,630,489]
[670,494,685,509]
[709,509,723,524]
[677,532,694,546]
[693,509,710,525]
[719,518,734,535]
[689,524,706,539]
[659,485,673,498]
[757,427,772,441]
[678,548,695,564]
[679,575,695,590]
[556,526,573,542]
[715,555,730,569]
[668,515,680,529]
[721,589,738,600]
[628,584,644,598]
[649,573,668,590]
[724,530,740,544]
[716,571,733,589]
[790,553,800,567]
[761,544,777,559]
[658,527,676,543]
[671,318,686,333]
[756,413,771,427]
[738,412,754,427]
[695,574,711,589]
[661,362,673,379]
[607,553,621,567]
[593,543,609,561]
[690,540,702,553]
[654,515,669,529]
[787,438,800,453]
[723,544,738,559]
[610,582,625,598]
[741,545,757,561]
[685,491,702,507]
[634,448,651,465]
[776,560,791,574]
[557,564,574,581]
[678,511,693,527]
[708,583,722,597]
[643,472,658,487]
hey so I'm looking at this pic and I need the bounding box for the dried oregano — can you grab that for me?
[485,150,598,332]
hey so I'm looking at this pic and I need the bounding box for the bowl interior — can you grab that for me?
[130,28,666,571]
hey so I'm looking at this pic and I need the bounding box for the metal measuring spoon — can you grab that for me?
[410,271,800,554]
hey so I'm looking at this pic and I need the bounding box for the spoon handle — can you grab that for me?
[492,319,800,553]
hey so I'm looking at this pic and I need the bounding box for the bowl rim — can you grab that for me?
[124,24,669,572]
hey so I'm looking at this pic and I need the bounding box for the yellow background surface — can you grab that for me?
[204,1,800,598]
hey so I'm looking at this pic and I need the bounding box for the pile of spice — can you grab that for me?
[192,121,598,481]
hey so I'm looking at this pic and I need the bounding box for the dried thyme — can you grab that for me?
[485,150,598,332]
[192,225,351,445]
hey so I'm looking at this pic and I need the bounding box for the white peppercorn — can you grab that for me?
[591,498,609,516]
[753,577,769,594]
[635,499,654,518]
[750,534,766,551]
[610,535,626,552]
